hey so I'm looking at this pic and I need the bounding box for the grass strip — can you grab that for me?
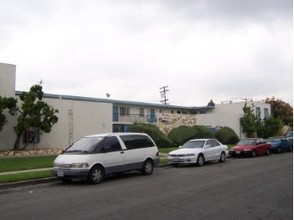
[159,147,177,154]
[0,155,56,172]
[0,170,53,183]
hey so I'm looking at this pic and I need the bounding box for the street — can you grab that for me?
[0,153,292,220]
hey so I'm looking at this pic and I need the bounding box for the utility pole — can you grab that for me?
[160,85,169,105]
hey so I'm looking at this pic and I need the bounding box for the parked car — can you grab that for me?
[52,133,160,184]
[286,131,293,141]
[267,136,293,153]
[167,139,228,167]
[229,138,271,157]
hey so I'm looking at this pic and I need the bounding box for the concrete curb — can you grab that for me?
[0,164,171,190]
[0,177,58,190]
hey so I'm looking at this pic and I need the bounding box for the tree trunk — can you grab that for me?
[14,131,23,150]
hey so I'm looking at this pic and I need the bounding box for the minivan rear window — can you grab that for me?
[120,135,155,149]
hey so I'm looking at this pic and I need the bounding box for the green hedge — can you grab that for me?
[129,123,174,148]
[168,126,197,146]
[215,126,239,144]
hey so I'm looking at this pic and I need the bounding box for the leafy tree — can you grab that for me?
[0,97,18,131]
[265,97,293,128]
[240,103,260,137]
[257,116,284,138]
[13,84,59,150]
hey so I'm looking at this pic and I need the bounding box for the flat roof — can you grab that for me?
[15,91,214,111]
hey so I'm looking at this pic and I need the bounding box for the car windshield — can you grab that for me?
[65,137,104,153]
[237,139,257,146]
[267,137,281,142]
[182,140,205,149]
[286,131,293,137]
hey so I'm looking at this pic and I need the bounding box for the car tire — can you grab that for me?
[266,148,270,155]
[87,165,104,184]
[171,164,178,168]
[289,146,293,152]
[277,148,282,153]
[252,150,256,157]
[219,152,226,162]
[142,159,154,175]
[197,154,205,166]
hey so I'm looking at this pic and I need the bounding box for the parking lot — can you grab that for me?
[0,153,292,220]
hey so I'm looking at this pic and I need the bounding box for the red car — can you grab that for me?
[229,138,271,157]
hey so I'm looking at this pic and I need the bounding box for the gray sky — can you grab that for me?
[0,0,293,106]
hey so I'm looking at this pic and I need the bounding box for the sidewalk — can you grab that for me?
[0,167,52,176]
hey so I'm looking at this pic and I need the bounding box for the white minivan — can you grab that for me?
[52,133,160,184]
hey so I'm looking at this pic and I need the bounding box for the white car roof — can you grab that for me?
[85,132,149,138]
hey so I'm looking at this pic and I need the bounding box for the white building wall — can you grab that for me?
[0,63,17,150]
[0,63,15,97]
[196,101,271,138]
[25,98,112,150]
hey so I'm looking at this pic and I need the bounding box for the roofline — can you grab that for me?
[15,91,214,111]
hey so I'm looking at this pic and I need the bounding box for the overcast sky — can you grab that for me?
[0,0,293,106]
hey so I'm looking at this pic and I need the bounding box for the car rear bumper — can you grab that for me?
[229,150,253,157]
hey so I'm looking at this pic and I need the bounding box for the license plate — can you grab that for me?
[57,171,64,177]
[236,151,240,154]
[172,158,180,162]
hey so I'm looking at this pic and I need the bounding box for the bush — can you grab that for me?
[192,125,214,138]
[168,126,197,146]
[215,126,239,144]
[129,123,174,148]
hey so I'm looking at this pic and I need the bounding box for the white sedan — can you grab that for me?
[168,139,228,167]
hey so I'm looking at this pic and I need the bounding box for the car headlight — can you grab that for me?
[70,163,89,168]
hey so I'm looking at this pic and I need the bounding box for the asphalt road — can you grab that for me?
[0,153,292,220]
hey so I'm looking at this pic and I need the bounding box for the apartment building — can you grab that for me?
[0,63,271,150]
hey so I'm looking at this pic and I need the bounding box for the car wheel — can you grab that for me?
[171,164,178,168]
[142,159,154,175]
[197,154,205,166]
[289,146,293,152]
[219,152,226,162]
[277,148,282,153]
[266,148,270,155]
[252,150,256,157]
[87,165,104,184]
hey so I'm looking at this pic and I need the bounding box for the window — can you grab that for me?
[211,139,220,147]
[24,127,40,144]
[101,136,122,152]
[264,108,269,119]
[148,109,156,122]
[256,107,261,119]
[120,135,155,149]
[120,107,130,116]
[139,108,144,117]
[113,106,119,121]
